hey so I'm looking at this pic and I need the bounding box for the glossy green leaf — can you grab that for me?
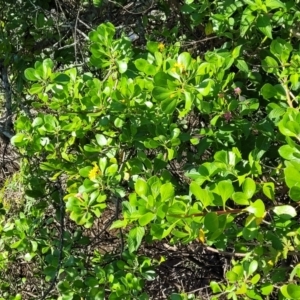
[24,68,40,81]
[42,58,53,80]
[270,38,292,63]
[251,273,261,284]
[240,8,255,37]
[135,179,149,198]
[152,87,174,101]
[190,182,213,207]
[116,60,127,73]
[161,98,178,114]
[261,83,277,99]
[105,164,118,176]
[246,199,265,218]
[96,134,107,146]
[256,15,272,39]
[243,178,256,199]
[197,79,214,96]
[262,56,278,73]
[139,212,155,226]
[236,59,249,73]
[79,166,93,177]
[210,281,222,293]
[93,0,103,7]
[279,145,300,161]
[226,270,238,282]
[29,83,44,94]
[289,184,300,201]
[135,58,157,76]
[204,212,219,232]
[285,166,300,188]
[232,192,249,205]
[217,180,234,204]
[11,133,27,147]
[266,0,285,9]
[160,183,174,202]
[273,205,297,219]
[263,182,275,201]
[284,284,300,299]
[128,227,145,253]
[261,283,273,295]
[178,52,192,69]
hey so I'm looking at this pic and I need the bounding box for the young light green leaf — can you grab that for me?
[178,52,192,69]
[263,182,275,201]
[285,166,300,188]
[135,58,157,76]
[135,178,149,199]
[283,284,300,299]
[232,192,249,205]
[110,219,127,229]
[139,212,155,226]
[160,183,174,202]
[243,178,256,199]
[24,68,40,81]
[190,182,213,207]
[128,227,145,253]
[96,134,107,146]
[246,199,265,218]
[217,180,234,204]
[289,185,300,201]
[273,205,297,219]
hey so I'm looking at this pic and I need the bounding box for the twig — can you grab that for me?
[204,246,247,258]
[57,42,79,50]
[167,208,245,219]
[74,8,81,64]
[108,0,154,15]
[182,36,219,46]
[76,28,89,41]
[78,18,92,30]
[187,285,211,294]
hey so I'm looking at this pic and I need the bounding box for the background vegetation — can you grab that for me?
[1,0,300,299]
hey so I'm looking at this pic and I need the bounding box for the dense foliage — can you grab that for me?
[1,0,300,299]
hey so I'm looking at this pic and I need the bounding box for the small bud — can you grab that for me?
[223,111,232,122]
[234,87,242,95]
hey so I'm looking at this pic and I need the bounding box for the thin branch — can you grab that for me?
[40,180,65,300]
[78,18,92,30]
[167,208,245,219]
[76,28,89,41]
[108,0,155,15]
[204,246,248,258]
[57,41,79,50]
[74,8,81,64]
[182,36,219,46]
